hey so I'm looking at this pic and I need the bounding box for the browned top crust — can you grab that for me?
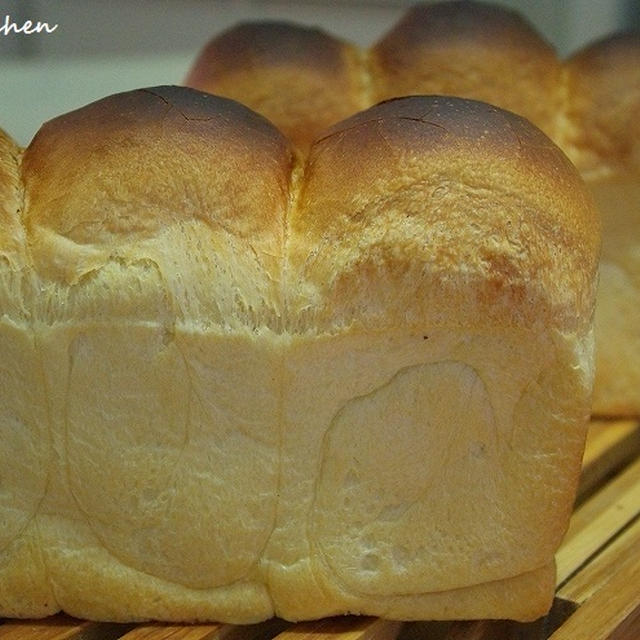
[287,96,599,332]
[186,22,353,82]
[375,1,545,51]
[185,22,366,153]
[369,1,562,142]
[22,86,293,248]
[5,87,599,333]
[18,87,295,327]
[185,1,567,149]
[564,32,640,174]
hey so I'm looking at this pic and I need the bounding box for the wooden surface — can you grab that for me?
[2,419,639,640]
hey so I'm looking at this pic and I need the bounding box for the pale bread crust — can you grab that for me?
[0,89,597,623]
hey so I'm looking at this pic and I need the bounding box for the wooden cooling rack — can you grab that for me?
[2,419,639,640]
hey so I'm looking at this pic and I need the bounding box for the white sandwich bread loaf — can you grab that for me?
[0,87,599,623]
[186,0,639,417]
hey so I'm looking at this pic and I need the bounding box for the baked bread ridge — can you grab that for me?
[0,88,598,623]
[286,95,598,334]
[20,85,294,330]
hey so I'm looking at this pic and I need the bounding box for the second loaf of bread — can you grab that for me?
[0,87,599,623]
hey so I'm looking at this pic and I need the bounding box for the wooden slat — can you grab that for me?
[558,515,640,605]
[423,597,577,640]
[578,420,640,502]
[0,615,129,640]
[442,620,505,640]
[555,455,640,585]
[395,620,451,640]
[118,622,225,640]
[549,539,640,640]
[218,618,291,640]
[581,420,640,468]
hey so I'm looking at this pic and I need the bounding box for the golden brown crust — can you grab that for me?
[187,22,351,84]
[564,32,640,175]
[183,1,638,171]
[370,1,562,143]
[9,87,599,334]
[21,87,294,308]
[18,86,297,330]
[185,22,366,153]
[23,86,292,244]
[288,96,599,333]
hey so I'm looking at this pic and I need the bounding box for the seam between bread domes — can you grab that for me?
[555,65,571,157]
[281,149,305,332]
[359,46,374,113]
[261,144,303,592]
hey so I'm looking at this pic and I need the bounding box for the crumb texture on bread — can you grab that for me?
[0,88,598,623]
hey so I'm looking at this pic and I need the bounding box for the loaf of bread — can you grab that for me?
[186,0,639,416]
[184,22,367,153]
[0,87,598,623]
[563,33,640,415]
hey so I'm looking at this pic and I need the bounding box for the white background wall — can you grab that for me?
[1,0,637,145]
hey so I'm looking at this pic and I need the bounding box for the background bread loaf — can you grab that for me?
[369,2,563,143]
[0,88,598,623]
[185,1,567,153]
[186,0,639,416]
[564,33,640,415]
[184,22,367,154]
